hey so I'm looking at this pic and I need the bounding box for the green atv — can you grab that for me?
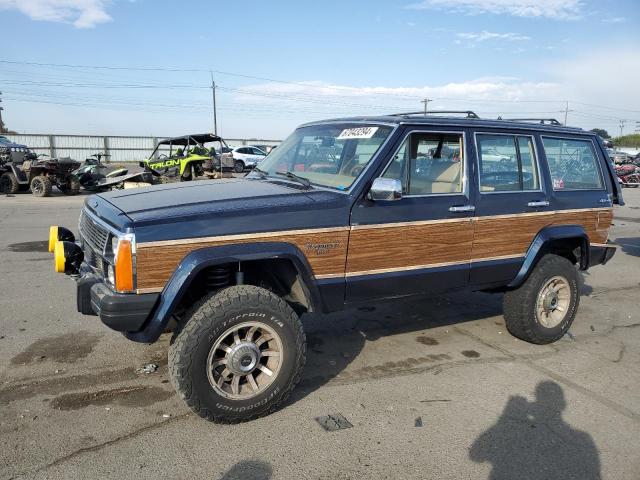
[141,134,232,181]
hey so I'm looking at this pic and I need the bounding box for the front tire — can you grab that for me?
[0,172,19,194]
[169,285,306,423]
[30,175,52,197]
[234,160,245,173]
[503,254,579,344]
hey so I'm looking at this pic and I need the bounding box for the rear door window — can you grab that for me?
[476,134,540,192]
[542,137,603,190]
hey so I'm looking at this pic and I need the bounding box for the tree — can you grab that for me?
[590,128,610,139]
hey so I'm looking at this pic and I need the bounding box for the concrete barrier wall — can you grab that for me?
[4,134,281,162]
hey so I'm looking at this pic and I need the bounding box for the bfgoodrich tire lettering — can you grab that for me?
[168,285,306,423]
[503,254,580,344]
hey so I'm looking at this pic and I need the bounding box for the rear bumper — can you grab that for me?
[588,243,616,268]
[76,272,159,333]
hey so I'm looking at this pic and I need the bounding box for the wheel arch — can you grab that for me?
[507,225,589,289]
[127,241,322,343]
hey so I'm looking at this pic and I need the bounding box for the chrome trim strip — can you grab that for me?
[590,242,616,248]
[344,254,525,278]
[138,226,350,249]
[351,217,471,230]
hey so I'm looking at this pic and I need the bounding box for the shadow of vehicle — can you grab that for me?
[614,237,640,258]
[288,290,504,405]
[220,460,272,480]
[469,381,601,479]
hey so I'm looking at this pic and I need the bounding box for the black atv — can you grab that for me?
[0,153,81,197]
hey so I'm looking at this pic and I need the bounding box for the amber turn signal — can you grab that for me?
[115,239,134,292]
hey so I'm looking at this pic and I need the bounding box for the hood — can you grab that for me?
[95,178,350,243]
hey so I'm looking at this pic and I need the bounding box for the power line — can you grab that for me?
[2,59,639,114]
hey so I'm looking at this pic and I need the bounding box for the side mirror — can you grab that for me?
[369,177,402,201]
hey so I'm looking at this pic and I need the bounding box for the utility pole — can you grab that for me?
[210,72,218,136]
[0,91,5,134]
[563,101,573,126]
[619,119,626,137]
[421,98,432,115]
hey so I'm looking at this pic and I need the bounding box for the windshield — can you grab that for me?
[251,123,393,190]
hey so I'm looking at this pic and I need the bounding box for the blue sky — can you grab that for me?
[1,0,639,138]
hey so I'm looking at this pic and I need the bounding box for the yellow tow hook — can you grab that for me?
[54,240,66,273]
[48,225,59,253]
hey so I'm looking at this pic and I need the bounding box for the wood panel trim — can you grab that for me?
[133,207,613,291]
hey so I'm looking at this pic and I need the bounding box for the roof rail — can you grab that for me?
[497,117,563,126]
[391,110,480,119]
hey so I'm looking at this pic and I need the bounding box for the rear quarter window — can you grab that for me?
[542,137,604,190]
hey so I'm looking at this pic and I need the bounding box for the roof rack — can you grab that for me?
[391,110,480,119]
[497,117,563,126]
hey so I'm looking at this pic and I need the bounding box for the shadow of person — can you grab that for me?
[470,381,601,480]
[219,460,272,480]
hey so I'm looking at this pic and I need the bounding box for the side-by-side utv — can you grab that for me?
[140,134,234,181]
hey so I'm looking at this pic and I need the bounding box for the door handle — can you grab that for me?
[527,201,550,208]
[449,205,476,212]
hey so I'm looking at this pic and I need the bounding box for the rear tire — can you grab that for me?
[30,175,52,197]
[169,285,306,423]
[503,254,579,344]
[234,160,245,173]
[60,176,81,195]
[0,172,19,194]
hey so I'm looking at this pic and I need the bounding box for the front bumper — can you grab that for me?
[76,272,159,333]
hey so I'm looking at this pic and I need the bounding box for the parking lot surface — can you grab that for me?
[1,189,639,479]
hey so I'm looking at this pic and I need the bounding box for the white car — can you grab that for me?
[231,146,267,173]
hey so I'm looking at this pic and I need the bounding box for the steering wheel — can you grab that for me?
[349,164,364,177]
[157,154,168,160]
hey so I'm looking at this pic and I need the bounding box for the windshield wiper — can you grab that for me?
[275,171,312,189]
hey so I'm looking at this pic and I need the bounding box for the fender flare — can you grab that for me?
[126,241,322,343]
[8,164,29,184]
[507,225,589,288]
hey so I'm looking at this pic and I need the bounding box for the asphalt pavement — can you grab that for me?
[1,187,639,479]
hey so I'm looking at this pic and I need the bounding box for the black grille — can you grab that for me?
[79,210,109,253]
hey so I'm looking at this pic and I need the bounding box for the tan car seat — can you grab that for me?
[411,161,462,194]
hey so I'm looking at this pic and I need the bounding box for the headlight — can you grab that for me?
[107,264,115,286]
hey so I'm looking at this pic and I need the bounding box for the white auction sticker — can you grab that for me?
[337,126,379,140]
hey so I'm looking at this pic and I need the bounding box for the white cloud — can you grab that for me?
[0,0,112,28]
[457,31,531,42]
[406,0,583,20]
[232,77,560,112]
[602,17,626,24]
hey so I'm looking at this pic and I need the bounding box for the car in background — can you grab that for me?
[610,151,631,164]
[0,136,33,164]
[231,146,267,173]
[251,144,277,155]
